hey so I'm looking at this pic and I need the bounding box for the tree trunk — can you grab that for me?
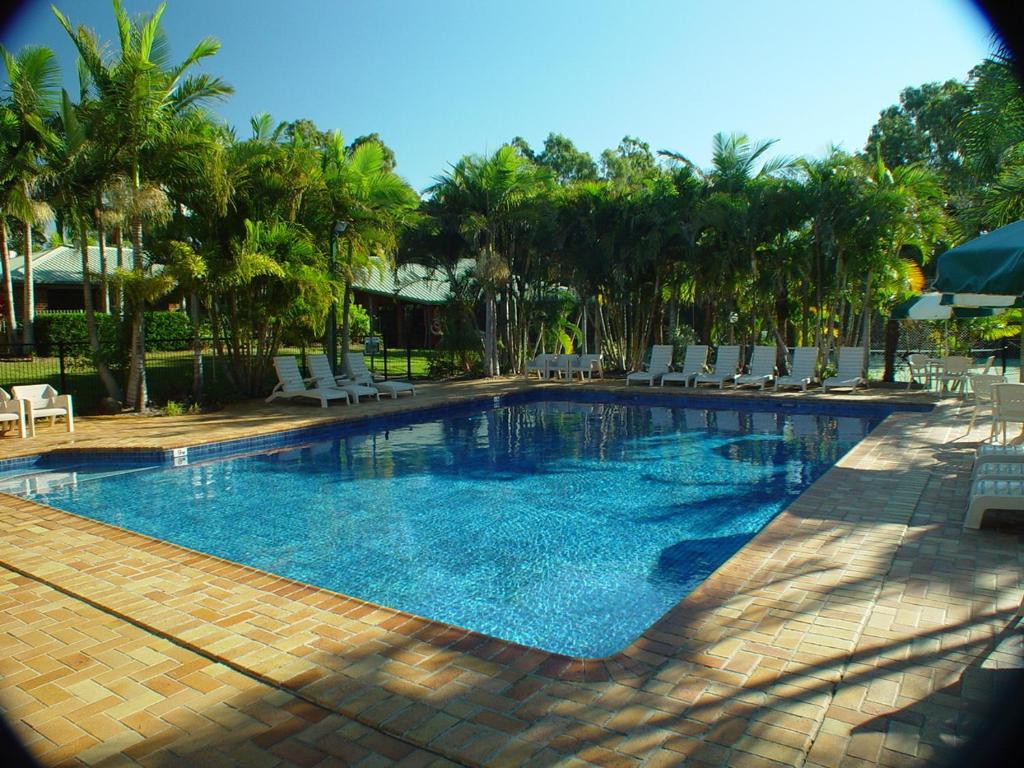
[860,272,873,362]
[113,226,125,312]
[125,214,147,411]
[79,221,123,404]
[882,318,900,383]
[0,222,17,343]
[485,289,497,377]
[190,288,203,401]
[340,278,352,368]
[21,218,33,345]
[96,196,110,314]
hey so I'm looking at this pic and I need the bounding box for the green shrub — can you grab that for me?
[348,303,371,341]
[144,311,197,350]
[33,311,120,355]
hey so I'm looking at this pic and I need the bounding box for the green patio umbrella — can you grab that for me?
[933,219,1024,379]
[890,293,1003,320]
[934,219,1024,299]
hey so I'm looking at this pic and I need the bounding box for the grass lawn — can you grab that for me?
[0,344,435,414]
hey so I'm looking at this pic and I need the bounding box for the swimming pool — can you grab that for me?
[0,393,919,657]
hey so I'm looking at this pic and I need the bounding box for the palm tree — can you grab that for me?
[44,88,123,403]
[321,131,419,361]
[429,146,552,376]
[54,0,231,410]
[0,44,60,345]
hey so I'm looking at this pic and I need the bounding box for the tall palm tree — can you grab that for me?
[43,88,124,403]
[321,132,418,361]
[53,0,231,410]
[429,146,551,376]
[0,44,60,345]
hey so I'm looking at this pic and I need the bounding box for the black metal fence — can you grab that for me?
[0,337,433,414]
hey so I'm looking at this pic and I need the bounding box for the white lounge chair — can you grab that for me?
[345,353,416,398]
[266,356,350,408]
[734,346,777,389]
[0,388,27,438]
[822,347,866,392]
[965,478,1024,529]
[661,345,708,388]
[307,354,380,403]
[774,347,819,392]
[525,353,559,380]
[566,353,603,381]
[693,346,740,389]
[626,345,673,386]
[11,384,74,436]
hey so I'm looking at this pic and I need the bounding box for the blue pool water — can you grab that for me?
[0,394,899,657]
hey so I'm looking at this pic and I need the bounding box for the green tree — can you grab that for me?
[54,0,232,410]
[0,44,60,344]
[429,145,553,375]
[600,135,658,186]
[537,133,598,184]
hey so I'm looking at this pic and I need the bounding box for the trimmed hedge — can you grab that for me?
[33,311,199,354]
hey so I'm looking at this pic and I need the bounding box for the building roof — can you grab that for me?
[354,261,471,305]
[9,246,472,306]
[7,245,142,285]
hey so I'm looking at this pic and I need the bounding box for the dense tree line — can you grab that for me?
[2,1,1022,409]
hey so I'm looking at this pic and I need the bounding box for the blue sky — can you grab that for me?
[1,0,996,192]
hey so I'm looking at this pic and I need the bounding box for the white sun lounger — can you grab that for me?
[972,460,1024,482]
[307,354,380,403]
[266,356,350,408]
[965,478,1024,529]
[822,347,867,393]
[11,384,74,436]
[344,353,416,398]
[694,346,740,389]
[774,347,819,392]
[734,345,777,389]
[626,345,673,386]
[566,353,604,381]
[661,345,708,387]
[525,353,560,380]
[0,388,27,438]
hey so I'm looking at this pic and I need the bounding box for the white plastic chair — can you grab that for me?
[774,347,819,392]
[265,356,350,408]
[822,347,866,393]
[936,355,973,396]
[626,345,673,386]
[11,384,74,436]
[0,388,27,438]
[967,373,1006,433]
[734,346,777,389]
[991,383,1024,443]
[661,345,708,388]
[344,353,415,398]
[906,353,933,390]
[693,346,740,389]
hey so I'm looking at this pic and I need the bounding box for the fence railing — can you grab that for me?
[0,337,433,414]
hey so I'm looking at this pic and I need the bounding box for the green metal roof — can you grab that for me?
[11,246,470,306]
[354,262,464,305]
[8,245,143,285]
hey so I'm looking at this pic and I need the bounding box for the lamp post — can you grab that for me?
[328,221,348,372]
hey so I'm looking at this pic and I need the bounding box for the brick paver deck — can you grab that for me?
[0,379,1021,767]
